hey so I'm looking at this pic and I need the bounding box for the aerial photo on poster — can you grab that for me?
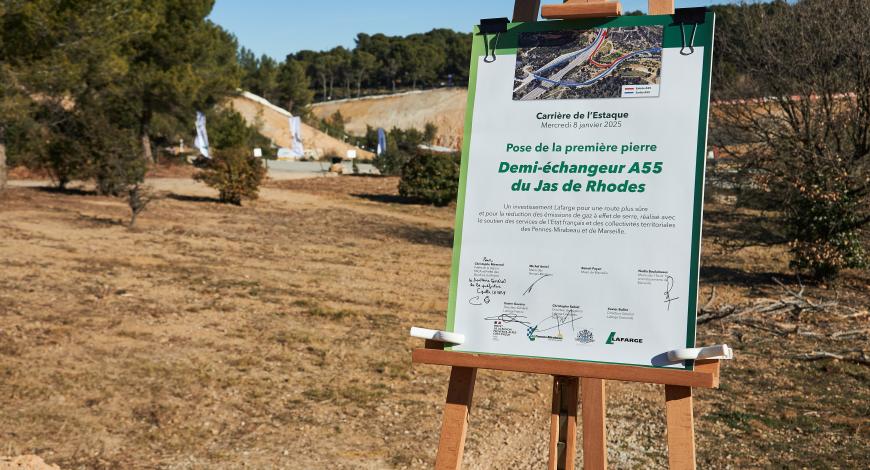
[513,25,663,100]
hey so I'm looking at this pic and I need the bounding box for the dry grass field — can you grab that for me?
[0,176,867,469]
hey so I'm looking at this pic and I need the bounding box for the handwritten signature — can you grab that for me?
[664,275,680,311]
[522,273,553,296]
[484,312,530,326]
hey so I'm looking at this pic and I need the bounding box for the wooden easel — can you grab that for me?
[413,1,722,469]
[414,343,720,469]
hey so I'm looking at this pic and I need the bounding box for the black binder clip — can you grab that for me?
[478,17,509,63]
[673,7,706,56]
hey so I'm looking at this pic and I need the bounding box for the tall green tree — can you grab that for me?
[350,50,377,98]
[276,58,314,115]
[399,38,445,89]
[253,54,279,101]
[239,50,280,102]
[238,46,259,90]
[127,0,240,164]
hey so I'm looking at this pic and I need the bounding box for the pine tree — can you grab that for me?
[127,0,240,164]
[276,59,314,115]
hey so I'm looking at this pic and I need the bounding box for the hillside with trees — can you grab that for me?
[0,0,242,192]
[240,29,472,105]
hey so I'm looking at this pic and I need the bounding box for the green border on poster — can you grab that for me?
[445,13,716,371]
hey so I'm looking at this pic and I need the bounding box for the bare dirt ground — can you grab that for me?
[0,176,867,469]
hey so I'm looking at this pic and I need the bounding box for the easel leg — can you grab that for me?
[435,366,477,470]
[665,385,696,470]
[581,378,607,470]
[548,376,579,470]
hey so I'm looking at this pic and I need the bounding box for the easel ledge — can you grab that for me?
[413,346,720,388]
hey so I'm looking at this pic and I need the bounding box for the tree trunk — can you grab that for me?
[140,112,154,164]
[0,141,7,191]
[141,130,154,164]
[357,79,362,98]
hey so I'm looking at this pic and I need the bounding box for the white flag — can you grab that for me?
[289,116,304,158]
[194,111,210,159]
[377,127,387,156]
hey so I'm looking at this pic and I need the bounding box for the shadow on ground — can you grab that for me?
[165,193,222,204]
[37,186,96,197]
[388,224,454,248]
[703,206,786,248]
[352,193,447,207]
[699,266,800,287]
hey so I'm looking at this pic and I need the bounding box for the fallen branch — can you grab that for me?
[793,351,870,366]
[734,318,792,336]
[830,329,869,340]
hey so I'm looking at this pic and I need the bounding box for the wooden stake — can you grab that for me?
[648,0,675,15]
[548,376,579,470]
[581,378,607,470]
[512,0,542,22]
[435,367,477,470]
[665,385,696,470]
[542,1,622,20]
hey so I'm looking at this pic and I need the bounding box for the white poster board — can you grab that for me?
[446,15,715,369]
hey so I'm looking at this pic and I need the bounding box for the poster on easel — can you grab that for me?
[447,13,715,369]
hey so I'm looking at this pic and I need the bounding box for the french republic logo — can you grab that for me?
[575,329,595,344]
[605,332,643,344]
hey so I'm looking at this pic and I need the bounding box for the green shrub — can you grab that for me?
[194,147,266,205]
[368,124,437,176]
[372,150,408,176]
[398,151,460,206]
[39,106,142,194]
[90,118,144,196]
[784,178,867,279]
[208,108,271,151]
[44,135,89,189]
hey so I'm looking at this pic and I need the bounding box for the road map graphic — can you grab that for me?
[513,26,663,100]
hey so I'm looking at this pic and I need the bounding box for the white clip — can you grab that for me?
[667,344,733,362]
[410,327,465,345]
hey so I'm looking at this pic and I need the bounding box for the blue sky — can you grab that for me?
[209,0,743,60]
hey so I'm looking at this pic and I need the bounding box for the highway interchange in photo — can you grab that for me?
[513,26,663,100]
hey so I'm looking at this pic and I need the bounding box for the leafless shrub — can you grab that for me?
[127,183,155,227]
[711,0,870,278]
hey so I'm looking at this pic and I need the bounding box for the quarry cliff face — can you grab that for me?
[311,88,468,150]
[228,92,373,160]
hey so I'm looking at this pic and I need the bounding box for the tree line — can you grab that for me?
[239,29,472,108]
[235,2,808,108]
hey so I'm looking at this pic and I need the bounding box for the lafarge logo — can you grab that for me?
[605,332,643,344]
